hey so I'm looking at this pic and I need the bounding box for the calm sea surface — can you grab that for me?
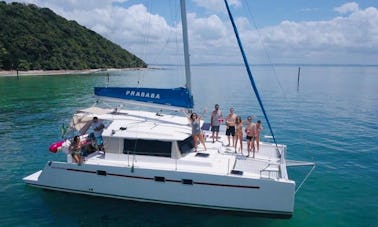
[0,65,377,226]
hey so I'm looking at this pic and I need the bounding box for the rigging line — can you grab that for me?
[243,0,288,100]
[242,1,314,161]
[295,164,316,194]
[148,1,177,69]
[224,0,278,147]
[137,0,154,88]
[155,0,187,90]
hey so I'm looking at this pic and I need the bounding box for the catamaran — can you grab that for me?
[23,0,315,218]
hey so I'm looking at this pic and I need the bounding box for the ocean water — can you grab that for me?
[0,65,377,226]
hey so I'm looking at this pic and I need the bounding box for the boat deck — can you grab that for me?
[85,135,283,180]
[74,108,286,181]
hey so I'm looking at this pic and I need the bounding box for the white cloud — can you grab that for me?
[334,2,359,14]
[4,0,378,65]
[189,13,227,44]
[254,2,378,64]
[192,0,241,12]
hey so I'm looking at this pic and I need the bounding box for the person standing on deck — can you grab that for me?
[245,116,256,157]
[226,107,237,147]
[92,116,105,151]
[210,104,223,143]
[189,113,207,152]
[255,120,263,152]
[234,116,243,154]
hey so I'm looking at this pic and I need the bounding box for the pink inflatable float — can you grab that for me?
[48,140,65,153]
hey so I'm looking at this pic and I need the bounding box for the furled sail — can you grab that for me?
[94,87,194,109]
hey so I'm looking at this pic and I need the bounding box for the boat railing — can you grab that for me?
[260,163,280,179]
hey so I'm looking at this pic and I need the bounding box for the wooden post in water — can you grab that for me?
[297,66,301,91]
[106,72,110,87]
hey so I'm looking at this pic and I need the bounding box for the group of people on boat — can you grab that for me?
[188,104,263,157]
[68,116,105,164]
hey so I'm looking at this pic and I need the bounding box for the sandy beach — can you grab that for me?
[0,68,147,77]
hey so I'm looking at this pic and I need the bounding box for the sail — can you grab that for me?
[94,87,194,109]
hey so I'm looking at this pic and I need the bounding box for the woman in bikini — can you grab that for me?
[234,116,243,154]
[69,135,82,164]
[255,120,263,152]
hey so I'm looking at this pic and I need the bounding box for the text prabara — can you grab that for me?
[125,90,161,99]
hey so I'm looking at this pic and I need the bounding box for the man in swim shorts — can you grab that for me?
[225,107,237,146]
[210,104,222,143]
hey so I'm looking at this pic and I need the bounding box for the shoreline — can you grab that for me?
[0,68,147,77]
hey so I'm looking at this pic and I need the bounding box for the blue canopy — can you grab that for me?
[94,87,194,109]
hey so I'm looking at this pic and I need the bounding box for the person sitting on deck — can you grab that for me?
[81,132,97,157]
[69,135,83,165]
[91,116,105,152]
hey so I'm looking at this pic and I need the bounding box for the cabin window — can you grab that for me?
[154,176,166,182]
[97,170,107,176]
[177,136,194,155]
[182,179,193,185]
[123,139,171,157]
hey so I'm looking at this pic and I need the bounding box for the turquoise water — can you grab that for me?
[0,65,377,226]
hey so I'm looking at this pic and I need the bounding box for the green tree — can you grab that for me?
[0,1,147,70]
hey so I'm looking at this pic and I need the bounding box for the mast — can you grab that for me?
[180,0,192,93]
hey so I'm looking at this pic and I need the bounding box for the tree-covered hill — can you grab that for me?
[0,1,147,70]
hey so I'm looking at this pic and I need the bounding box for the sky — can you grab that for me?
[5,0,378,65]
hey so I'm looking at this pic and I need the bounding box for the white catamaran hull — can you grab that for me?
[24,160,295,217]
[23,0,315,219]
